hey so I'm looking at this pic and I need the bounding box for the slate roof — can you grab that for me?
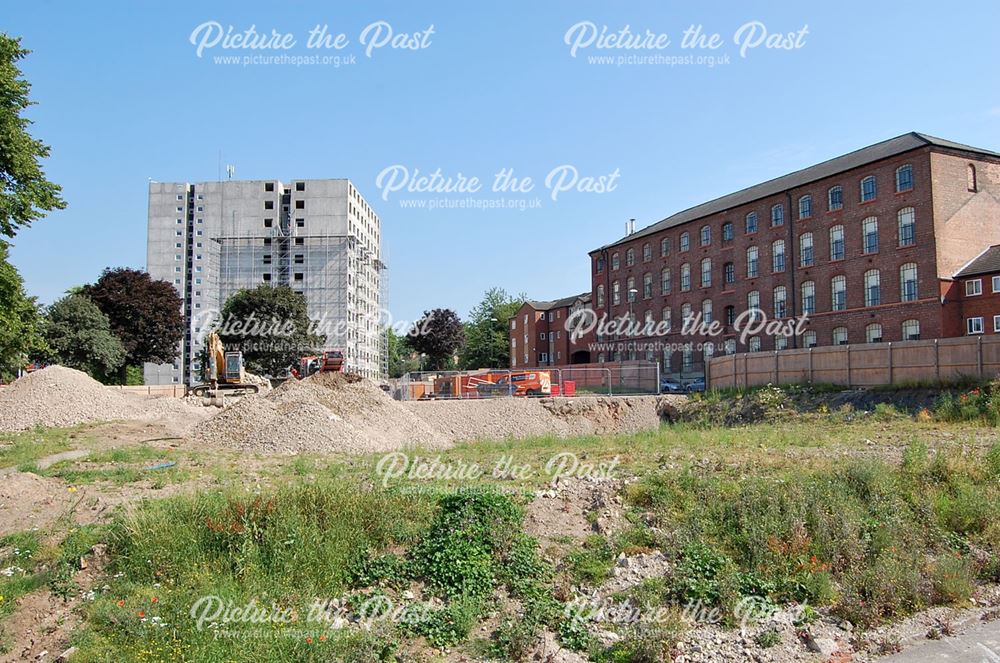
[523,292,592,311]
[593,132,1000,253]
[955,245,1000,278]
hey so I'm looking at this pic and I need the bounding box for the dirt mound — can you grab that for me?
[192,373,449,454]
[541,395,685,435]
[0,366,207,433]
[403,395,680,442]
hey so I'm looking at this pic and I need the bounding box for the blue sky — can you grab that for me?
[5,0,1000,324]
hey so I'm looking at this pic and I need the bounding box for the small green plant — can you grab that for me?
[565,535,615,586]
[489,612,540,661]
[754,627,782,648]
[668,542,733,606]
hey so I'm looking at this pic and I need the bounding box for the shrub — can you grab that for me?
[930,554,975,605]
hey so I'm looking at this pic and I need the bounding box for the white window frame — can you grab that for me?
[993,275,1000,293]
[968,317,985,335]
[966,279,983,297]
[994,315,1000,333]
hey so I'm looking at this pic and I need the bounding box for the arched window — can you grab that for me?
[660,267,671,294]
[862,216,879,254]
[642,243,651,262]
[680,263,691,292]
[803,330,817,348]
[746,246,759,278]
[700,258,712,287]
[900,263,918,301]
[828,185,843,211]
[799,232,814,267]
[801,281,815,315]
[866,323,883,343]
[596,284,605,308]
[864,269,881,306]
[724,305,736,326]
[895,164,913,192]
[611,252,620,270]
[702,299,713,324]
[700,225,711,246]
[681,303,692,324]
[829,225,845,260]
[798,195,812,219]
[625,248,635,266]
[749,336,762,352]
[831,275,847,311]
[679,232,690,252]
[724,338,737,354]
[832,326,848,345]
[772,240,786,272]
[897,207,915,247]
[968,164,978,192]
[860,175,877,202]
[612,280,621,305]
[661,306,671,331]
[773,286,787,318]
[775,336,788,350]
[660,238,670,257]
[626,276,636,302]
[642,272,653,299]
[745,211,758,234]
[902,319,920,341]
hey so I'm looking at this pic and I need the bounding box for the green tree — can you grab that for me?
[0,35,66,238]
[459,287,524,369]
[41,294,125,378]
[0,242,44,380]
[217,285,325,377]
[82,268,184,383]
[408,308,465,371]
[386,327,423,378]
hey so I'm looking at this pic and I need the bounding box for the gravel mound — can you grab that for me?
[192,372,449,454]
[0,365,206,432]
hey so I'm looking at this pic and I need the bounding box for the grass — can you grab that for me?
[621,440,1000,627]
[0,425,77,469]
[0,524,109,623]
[66,481,565,661]
[39,445,197,486]
[4,414,998,660]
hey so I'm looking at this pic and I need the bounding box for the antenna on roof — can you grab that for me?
[226,164,236,180]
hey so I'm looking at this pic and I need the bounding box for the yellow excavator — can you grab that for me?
[190,332,262,397]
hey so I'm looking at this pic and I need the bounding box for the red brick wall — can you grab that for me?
[957,273,1000,335]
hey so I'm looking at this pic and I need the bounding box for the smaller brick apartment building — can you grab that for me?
[952,245,1000,337]
[508,293,596,368]
[583,132,1000,378]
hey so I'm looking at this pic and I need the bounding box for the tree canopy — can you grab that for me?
[0,241,44,380]
[459,287,524,370]
[82,268,184,379]
[42,294,125,378]
[408,308,465,371]
[0,35,65,238]
[217,285,325,376]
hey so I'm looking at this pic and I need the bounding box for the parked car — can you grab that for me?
[660,378,683,393]
[685,378,706,393]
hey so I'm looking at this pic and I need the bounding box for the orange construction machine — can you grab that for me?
[190,333,261,397]
[293,350,345,379]
[436,370,551,398]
